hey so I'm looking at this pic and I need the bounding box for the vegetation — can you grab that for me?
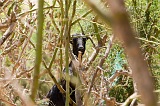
[0,0,159,106]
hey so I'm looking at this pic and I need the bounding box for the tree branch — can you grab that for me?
[108,70,132,83]
[0,12,16,46]
[30,0,44,101]
[84,35,114,105]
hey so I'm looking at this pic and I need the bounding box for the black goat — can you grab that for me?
[46,34,87,106]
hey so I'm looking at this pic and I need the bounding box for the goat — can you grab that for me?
[46,34,87,106]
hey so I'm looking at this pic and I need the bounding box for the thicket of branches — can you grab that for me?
[0,0,159,106]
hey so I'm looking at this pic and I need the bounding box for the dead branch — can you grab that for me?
[98,35,114,67]
[92,91,120,106]
[130,98,138,106]
[85,35,108,70]
[13,27,34,73]
[84,35,114,105]
[17,5,59,18]
[0,22,16,46]
[108,70,132,83]
[71,9,92,26]
[0,12,17,46]
[1,35,26,55]
[121,92,140,106]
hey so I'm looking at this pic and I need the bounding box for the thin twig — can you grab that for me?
[17,5,59,18]
[71,9,92,26]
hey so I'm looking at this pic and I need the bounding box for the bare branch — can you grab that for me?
[71,9,92,26]
[92,91,120,106]
[84,35,114,105]
[108,70,132,83]
[122,93,139,106]
[85,35,108,70]
[17,5,59,18]
[0,12,16,46]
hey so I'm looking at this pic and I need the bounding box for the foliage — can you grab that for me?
[127,0,160,96]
